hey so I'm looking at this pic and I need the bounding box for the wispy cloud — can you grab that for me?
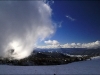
[66,15,76,21]
[58,21,63,28]
[46,0,54,5]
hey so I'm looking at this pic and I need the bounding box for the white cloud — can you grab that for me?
[44,40,59,45]
[0,1,55,59]
[61,41,100,49]
[81,41,100,49]
[37,40,100,49]
[66,15,75,21]
[37,40,60,49]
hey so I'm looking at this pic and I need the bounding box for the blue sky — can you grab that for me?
[38,1,100,46]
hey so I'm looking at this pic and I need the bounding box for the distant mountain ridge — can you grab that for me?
[34,48,100,55]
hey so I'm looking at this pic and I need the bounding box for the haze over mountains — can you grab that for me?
[34,48,100,55]
[0,48,100,66]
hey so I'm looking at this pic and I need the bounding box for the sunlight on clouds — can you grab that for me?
[37,40,100,49]
[0,1,55,59]
[44,40,59,45]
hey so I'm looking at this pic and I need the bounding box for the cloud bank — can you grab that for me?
[0,1,55,59]
[37,40,100,49]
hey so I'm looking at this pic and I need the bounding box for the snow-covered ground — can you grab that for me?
[91,56,100,60]
[0,56,100,74]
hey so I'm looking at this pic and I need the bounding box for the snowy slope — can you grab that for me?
[0,56,100,74]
